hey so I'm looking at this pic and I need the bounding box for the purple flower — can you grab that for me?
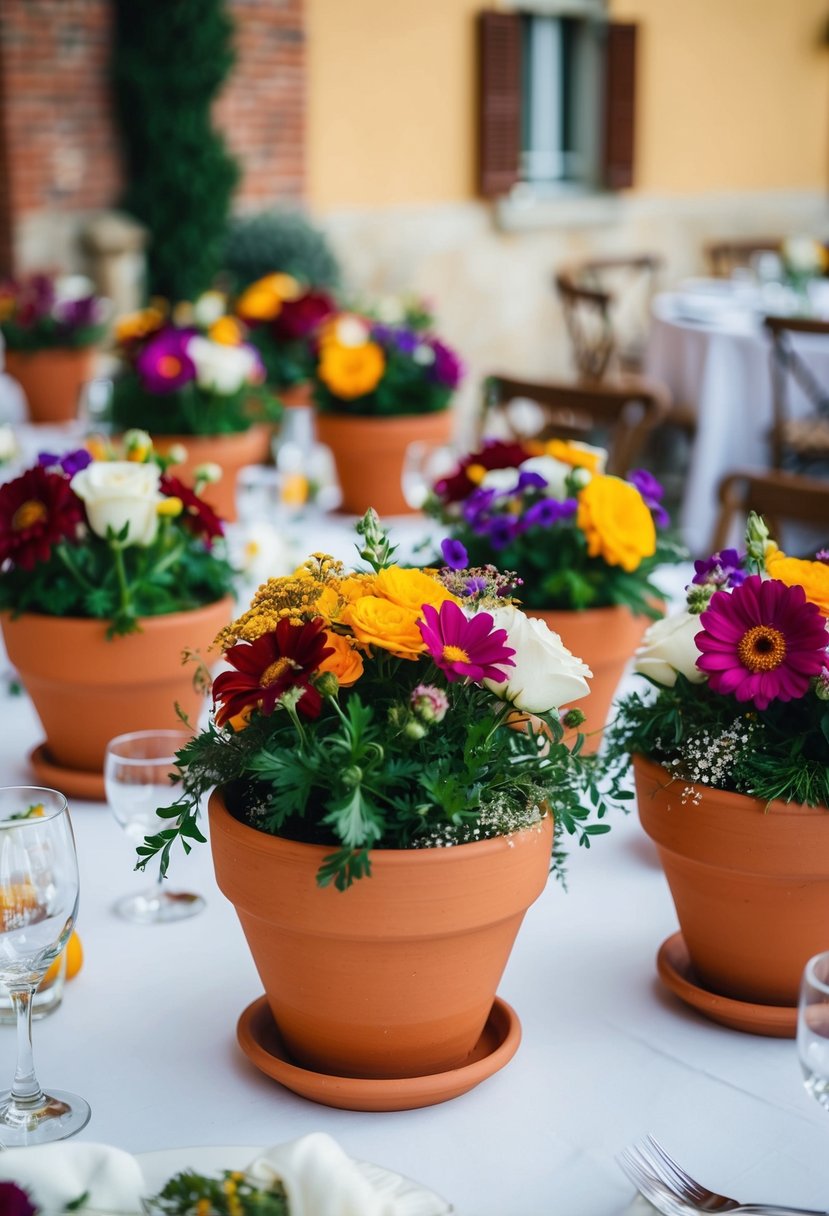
[371,324,418,356]
[464,576,488,595]
[515,470,549,492]
[629,468,670,528]
[486,516,518,550]
[38,448,93,477]
[136,327,197,394]
[441,537,469,570]
[429,339,465,390]
[522,498,573,529]
[817,549,829,565]
[54,294,99,331]
[693,548,746,588]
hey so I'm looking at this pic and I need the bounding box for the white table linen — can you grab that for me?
[645,290,829,556]
[0,555,826,1215]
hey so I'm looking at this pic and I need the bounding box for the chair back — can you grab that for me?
[480,373,669,476]
[711,469,829,554]
[763,314,829,472]
[704,238,781,279]
[554,254,662,380]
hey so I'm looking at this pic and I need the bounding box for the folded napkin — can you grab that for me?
[0,1142,145,1211]
[246,1133,401,1216]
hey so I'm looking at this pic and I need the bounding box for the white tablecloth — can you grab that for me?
[645,291,829,556]
[0,557,826,1214]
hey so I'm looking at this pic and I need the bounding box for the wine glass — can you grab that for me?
[104,729,205,924]
[798,950,829,1112]
[401,440,459,510]
[0,786,90,1145]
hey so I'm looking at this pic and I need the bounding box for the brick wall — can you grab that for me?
[0,0,305,275]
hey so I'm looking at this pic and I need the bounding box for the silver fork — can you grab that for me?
[620,1135,829,1216]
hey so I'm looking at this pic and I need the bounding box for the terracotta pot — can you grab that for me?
[635,754,829,1006]
[315,410,452,516]
[152,425,272,522]
[527,606,650,753]
[5,347,96,424]
[1,597,232,774]
[209,788,552,1079]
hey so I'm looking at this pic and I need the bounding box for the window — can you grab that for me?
[478,6,637,199]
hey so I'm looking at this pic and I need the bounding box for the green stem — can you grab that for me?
[111,543,132,618]
[55,543,94,592]
[284,701,308,747]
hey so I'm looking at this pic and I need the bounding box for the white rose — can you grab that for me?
[483,606,592,713]
[193,290,228,326]
[517,455,572,499]
[634,609,707,688]
[187,336,258,395]
[71,460,163,547]
[333,314,371,348]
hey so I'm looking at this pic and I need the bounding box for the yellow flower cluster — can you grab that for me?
[317,316,385,400]
[766,548,829,616]
[235,273,303,322]
[577,474,656,572]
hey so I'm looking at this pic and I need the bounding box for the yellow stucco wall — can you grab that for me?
[306,0,829,210]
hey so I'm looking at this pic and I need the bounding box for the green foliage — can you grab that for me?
[109,374,278,437]
[147,1169,288,1216]
[223,209,341,292]
[605,674,829,809]
[1,316,105,353]
[111,0,239,300]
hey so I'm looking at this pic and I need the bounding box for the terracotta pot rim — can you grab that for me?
[211,787,551,865]
[316,410,451,425]
[0,595,234,633]
[5,345,97,356]
[634,752,828,819]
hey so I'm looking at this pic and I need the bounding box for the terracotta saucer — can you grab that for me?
[656,932,797,1038]
[29,743,106,802]
[237,995,521,1112]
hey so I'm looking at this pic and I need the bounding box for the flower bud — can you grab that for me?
[410,683,449,724]
[561,708,586,730]
[315,671,339,698]
[404,719,428,740]
[157,496,183,517]
[123,429,153,462]
[195,462,222,485]
[816,669,829,701]
[167,443,188,466]
[685,584,716,615]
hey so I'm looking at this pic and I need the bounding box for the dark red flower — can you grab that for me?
[0,465,84,569]
[0,1182,37,1216]
[273,290,335,340]
[213,618,333,726]
[435,440,532,505]
[160,473,224,544]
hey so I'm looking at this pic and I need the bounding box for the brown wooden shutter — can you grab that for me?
[602,22,637,191]
[478,11,521,198]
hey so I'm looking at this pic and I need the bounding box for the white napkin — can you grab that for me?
[0,1142,145,1211]
[246,1133,400,1216]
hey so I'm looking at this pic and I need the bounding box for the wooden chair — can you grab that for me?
[479,373,670,476]
[710,469,829,554]
[554,254,663,379]
[763,315,829,473]
[704,238,781,279]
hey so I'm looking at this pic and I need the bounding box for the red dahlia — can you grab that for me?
[160,474,224,545]
[212,617,333,726]
[0,465,84,569]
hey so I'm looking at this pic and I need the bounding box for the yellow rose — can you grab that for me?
[577,475,656,572]
[236,278,283,322]
[318,631,364,687]
[338,574,376,603]
[766,550,829,616]
[318,340,385,400]
[342,597,425,660]
[209,316,244,346]
[115,306,165,345]
[374,566,460,614]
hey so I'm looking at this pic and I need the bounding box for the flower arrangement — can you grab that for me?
[780,235,829,287]
[312,312,464,417]
[427,437,680,614]
[606,515,829,808]
[138,511,617,891]
[0,274,108,352]
[0,432,235,637]
[109,292,278,436]
[234,272,336,393]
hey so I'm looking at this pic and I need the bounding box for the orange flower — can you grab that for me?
[318,340,385,400]
[115,306,165,345]
[342,597,425,660]
[577,475,656,572]
[766,549,829,616]
[545,439,605,473]
[318,630,364,686]
[209,316,244,346]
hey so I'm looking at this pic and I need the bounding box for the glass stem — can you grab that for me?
[9,985,44,1109]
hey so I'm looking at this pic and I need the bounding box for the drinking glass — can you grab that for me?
[401,440,459,510]
[0,786,90,1145]
[797,950,829,1113]
[104,729,205,924]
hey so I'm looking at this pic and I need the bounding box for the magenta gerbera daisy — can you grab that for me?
[695,574,828,710]
[418,599,515,684]
[212,618,333,726]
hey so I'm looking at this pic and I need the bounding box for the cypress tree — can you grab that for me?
[111,0,239,301]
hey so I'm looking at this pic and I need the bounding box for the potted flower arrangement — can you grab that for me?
[109,293,279,520]
[312,311,464,517]
[0,273,108,424]
[137,511,615,1107]
[426,438,681,750]
[0,431,235,798]
[606,516,829,1022]
[234,272,336,406]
